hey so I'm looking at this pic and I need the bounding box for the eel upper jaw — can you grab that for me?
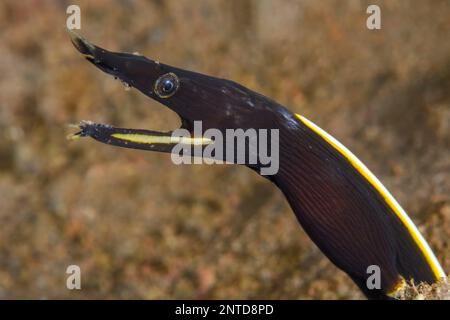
[69,29,137,87]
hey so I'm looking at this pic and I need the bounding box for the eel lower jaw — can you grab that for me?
[68,120,213,150]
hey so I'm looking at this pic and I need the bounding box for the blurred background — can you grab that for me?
[0,0,449,299]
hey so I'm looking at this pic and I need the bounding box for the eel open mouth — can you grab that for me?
[68,30,212,152]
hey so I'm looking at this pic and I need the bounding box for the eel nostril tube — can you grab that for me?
[67,29,96,58]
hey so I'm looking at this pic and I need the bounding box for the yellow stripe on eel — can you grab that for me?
[111,133,213,146]
[296,114,446,281]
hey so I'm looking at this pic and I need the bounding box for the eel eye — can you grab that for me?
[154,73,179,98]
